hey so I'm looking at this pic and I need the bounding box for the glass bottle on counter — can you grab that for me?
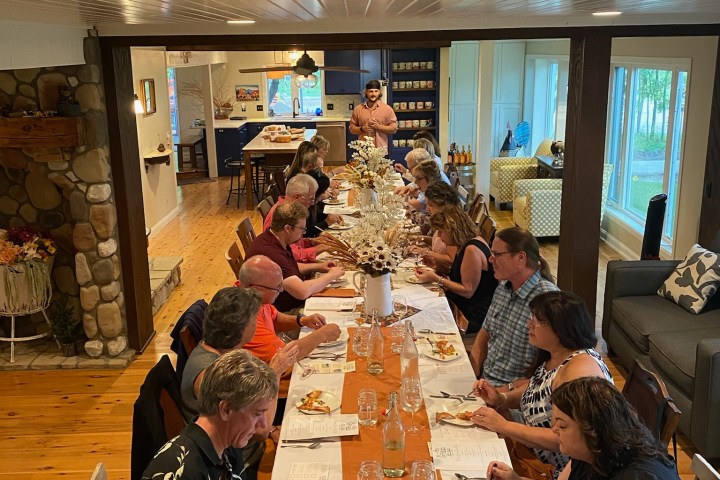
[467,145,473,164]
[367,309,384,375]
[400,321,419,383]
[459,145,467,164]
[447,142,455,165]
[383,391,406,478]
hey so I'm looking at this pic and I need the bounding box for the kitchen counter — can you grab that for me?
[211,116,350,129]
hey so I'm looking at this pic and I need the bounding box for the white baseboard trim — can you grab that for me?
[602,228,638,261]
[148,206,179,238]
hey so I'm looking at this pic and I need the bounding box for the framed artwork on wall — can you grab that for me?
[141,78,156,114]
[235,84,260,101]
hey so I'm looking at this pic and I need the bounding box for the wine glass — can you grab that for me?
[393,294,407,323]
[410,460,435,480]
[401,377,424,435]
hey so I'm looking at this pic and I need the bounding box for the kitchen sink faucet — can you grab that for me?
[292,97,301,118]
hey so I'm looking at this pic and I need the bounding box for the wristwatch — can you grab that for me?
[438,277,445,288]
[296,314,303,327]
[507,381,516,391]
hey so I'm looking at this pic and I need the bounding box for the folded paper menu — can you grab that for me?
[305,360,355,374]
[288,463,330,480]
[284,414,359,440]
[312,288,357,298]
[429,439,512,470]
[304,297,356,311]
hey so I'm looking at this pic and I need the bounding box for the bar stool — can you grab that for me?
[225,157,260,208]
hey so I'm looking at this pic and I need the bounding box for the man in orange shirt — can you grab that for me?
[239,255,341,364]
[349,79,398,148]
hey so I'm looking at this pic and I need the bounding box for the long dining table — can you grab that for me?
[270,181,511,480]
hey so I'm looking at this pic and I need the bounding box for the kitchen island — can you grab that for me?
[242,128,317,208]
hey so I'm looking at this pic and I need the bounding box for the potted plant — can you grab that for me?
[49,293,83,357]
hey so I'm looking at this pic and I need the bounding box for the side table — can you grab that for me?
[536,155,564,179]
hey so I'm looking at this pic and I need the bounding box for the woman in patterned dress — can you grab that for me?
[470,291,613,477]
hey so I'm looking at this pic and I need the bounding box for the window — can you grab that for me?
[266,72,323,116]
[605,59,689,244]
[523,56,569,153]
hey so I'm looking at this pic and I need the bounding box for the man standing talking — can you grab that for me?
[350,79,397,148]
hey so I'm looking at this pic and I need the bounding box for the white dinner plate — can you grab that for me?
[323,198,344,205]
[405,273,431,284]
[424,348,461,362]
[437,406,476,427]
[328,224,353,230]
[338,184,353,191]
[296,390,341,415]
[317,330,349,348]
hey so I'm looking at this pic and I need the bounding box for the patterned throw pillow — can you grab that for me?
[658,244,720,314]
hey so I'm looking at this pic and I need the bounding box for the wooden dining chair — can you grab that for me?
[273,170,287,196]
[457,185,469,208]
[179,325,198,356]
[467,193,489,224]
[257,197,274,222]
[477,213,497,246]
[622,359,682,462]
[235,218,257,254]
[225,241,244,279]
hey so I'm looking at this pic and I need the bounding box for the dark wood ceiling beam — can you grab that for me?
[98,23,720,50]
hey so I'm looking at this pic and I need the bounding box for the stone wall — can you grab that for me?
[0,35,128,358]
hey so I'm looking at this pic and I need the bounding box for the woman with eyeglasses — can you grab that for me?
[470,291,613,477]
[414,205,498,334]
[487,377,678,480]
[407,158,442,212]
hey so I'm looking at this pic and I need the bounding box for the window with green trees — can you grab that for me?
[605,59,689,243]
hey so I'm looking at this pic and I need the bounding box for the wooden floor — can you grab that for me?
[0,179,697,480]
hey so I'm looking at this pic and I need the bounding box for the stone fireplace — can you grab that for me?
[0,36,128,362]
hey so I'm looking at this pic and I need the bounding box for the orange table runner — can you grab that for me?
[340,327,432,479]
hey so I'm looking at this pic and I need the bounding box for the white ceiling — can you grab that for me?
[1,0,719,36]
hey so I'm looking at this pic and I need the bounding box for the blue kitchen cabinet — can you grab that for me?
[324,51,361,95]
[360,50,382,87]
[214,126,247,177]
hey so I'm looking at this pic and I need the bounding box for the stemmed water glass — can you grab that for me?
[401,377,424,435]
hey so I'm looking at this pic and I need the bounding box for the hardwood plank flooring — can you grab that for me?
[0,181,696,480]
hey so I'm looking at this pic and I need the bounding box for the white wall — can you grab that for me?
[0,20,86,70]
[131,47,179,233]
[604,36,717,259]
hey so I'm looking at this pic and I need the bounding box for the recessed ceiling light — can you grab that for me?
[227,19,256,24]
[592,11,622,16]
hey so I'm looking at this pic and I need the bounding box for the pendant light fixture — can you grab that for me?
[294,73,318,89]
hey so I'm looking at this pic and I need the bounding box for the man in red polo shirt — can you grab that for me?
[238,255,341,365]
[349,79,398,148]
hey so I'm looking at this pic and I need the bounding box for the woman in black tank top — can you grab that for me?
[415,205,498,333]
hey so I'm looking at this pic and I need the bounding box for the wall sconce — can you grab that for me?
[134,94,144,114]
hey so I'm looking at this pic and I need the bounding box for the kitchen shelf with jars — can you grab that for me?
[388,48,440,165]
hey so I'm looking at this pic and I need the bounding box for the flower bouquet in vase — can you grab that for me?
[0,227,56,315]
[334,136,395,210]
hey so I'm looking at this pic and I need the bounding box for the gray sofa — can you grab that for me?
[602,254,720,460]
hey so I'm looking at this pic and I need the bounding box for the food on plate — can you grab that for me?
[434,340,457,358]
[298,390,331,413]
[272,134,292,143]
[290,127,306,135]
[265,125,284,132]
[435,410,474,422]
[290,134,303,141]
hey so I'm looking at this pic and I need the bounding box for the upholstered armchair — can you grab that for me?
[512,163,614,237]
[489,139,553,206]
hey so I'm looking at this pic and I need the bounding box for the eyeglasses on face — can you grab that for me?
[288,224,307,233]
[529,315,550,327]
[489,250,518,258]
[249,283,284,293]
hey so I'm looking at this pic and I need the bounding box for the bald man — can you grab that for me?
[237,255,341,364]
